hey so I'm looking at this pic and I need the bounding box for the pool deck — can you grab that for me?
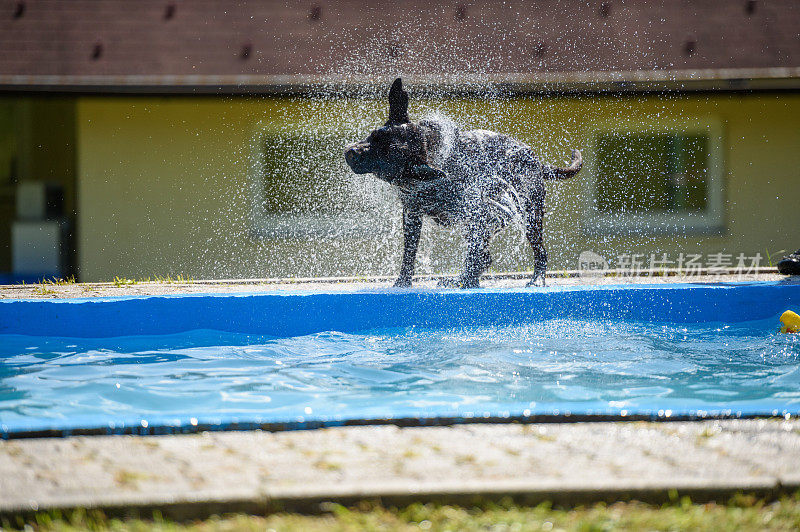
[0,268,788,299]
[2,419,799,519]
[2,270,799,519]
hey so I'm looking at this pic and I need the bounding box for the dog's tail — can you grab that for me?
[544,149,582,180]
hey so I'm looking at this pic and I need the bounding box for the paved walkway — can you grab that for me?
[1,419,799,518]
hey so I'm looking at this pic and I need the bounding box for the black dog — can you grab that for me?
[344,78,582,288]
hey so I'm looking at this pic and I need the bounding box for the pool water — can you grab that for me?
[2,317,799,434]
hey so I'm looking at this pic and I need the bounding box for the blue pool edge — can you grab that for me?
[3,407,798,440]
[3,280,800,338]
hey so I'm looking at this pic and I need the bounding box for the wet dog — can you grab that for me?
[344,78,582,288]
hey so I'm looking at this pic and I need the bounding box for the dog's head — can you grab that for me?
[344,78,446,183]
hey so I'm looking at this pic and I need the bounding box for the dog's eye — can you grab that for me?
[387,142,409,158]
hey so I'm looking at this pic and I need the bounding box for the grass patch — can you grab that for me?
[4,492,800,531]
[137,274,194,284]
[108,274,195,285]
[25,276,77,295]
[42,276,77,286]
[32,286,57,296]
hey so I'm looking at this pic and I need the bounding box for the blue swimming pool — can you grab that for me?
[1,282,799,436]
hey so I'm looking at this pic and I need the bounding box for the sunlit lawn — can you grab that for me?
[6,493,800,531]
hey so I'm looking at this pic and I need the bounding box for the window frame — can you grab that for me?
[248,126,394,239]
[582,116,726,235]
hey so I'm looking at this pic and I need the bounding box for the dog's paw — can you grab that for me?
[437,277,460,288]
[525,274,546,287]
[393,276,412,288]
[438,276,481,289]
[459,276,481,289]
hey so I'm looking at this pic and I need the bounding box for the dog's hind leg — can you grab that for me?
[525,199,547,287]
[394,206,422,287]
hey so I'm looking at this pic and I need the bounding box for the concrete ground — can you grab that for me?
[1,269,798,519]
[1,419,799,519]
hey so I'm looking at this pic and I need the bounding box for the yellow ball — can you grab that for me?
[780,310,800,334]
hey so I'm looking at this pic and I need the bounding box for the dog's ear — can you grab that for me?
[386,77,410,126]
[410,164,446,181]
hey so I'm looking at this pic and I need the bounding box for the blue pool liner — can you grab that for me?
[2,281,800,339]
[4,404,797,440]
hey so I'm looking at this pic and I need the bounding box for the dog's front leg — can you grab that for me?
[394,206,422,288]
[460,236,492,289]
[439,232,491,289]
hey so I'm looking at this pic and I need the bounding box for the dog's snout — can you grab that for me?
[345,142,365,153]
[344,145,357,165]
[345,142,370,172]
[344,142,361,156]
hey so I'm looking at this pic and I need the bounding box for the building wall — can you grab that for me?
[76,93,800,282]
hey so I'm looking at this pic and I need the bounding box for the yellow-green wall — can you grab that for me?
[75,93,800,282]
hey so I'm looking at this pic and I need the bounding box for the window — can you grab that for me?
[0,102,20,185]
[584,118,724,234]
[250,130,395,238]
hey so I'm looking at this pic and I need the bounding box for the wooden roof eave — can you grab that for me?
[0,68,799,97]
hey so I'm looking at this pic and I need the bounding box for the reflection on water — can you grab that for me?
[1,318,798,430]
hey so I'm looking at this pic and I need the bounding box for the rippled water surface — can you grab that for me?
[1,318,799,432]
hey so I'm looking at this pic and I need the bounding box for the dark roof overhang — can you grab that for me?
[1,68,799,97]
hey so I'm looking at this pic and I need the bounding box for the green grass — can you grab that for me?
[32,285,57,296]
[766,248,787,268]
[138,274,194,284]
[42,276,77,286]
[101,274,195,286]
[5,493,800,531]
[24,276,77,294]
[110,274,194,285]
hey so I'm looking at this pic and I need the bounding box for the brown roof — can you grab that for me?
[1,0,799,91]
